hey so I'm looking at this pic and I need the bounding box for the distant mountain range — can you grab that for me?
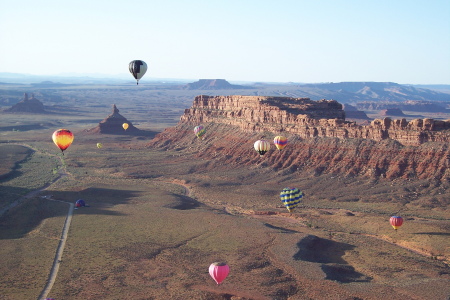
[1,73,449,106]
[298,82,450,102]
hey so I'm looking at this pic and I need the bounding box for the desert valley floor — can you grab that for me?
[0,126,449,299]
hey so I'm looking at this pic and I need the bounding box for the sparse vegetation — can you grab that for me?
[0,86,449,299]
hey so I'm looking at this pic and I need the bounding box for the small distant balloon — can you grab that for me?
[75,199,86,208]
[209,262,229,285]
[254,139,270,157]
[194,125,206,139]
[122,123,129,130]
[280,187,303,213]
[129,60,147,85]
[273,136,288,151]
[389,216,403,230]
[52,129,74,155]
[97,143,103,149]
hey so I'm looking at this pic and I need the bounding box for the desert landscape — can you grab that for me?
[0,81,450,300]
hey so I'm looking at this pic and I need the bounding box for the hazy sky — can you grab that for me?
[1,0,449,84]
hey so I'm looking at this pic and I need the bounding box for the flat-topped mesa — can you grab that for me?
[182,95,345,127]
[179,95,450,145]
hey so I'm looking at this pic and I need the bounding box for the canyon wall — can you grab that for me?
[181,95,450,146]
[150,95,450,180]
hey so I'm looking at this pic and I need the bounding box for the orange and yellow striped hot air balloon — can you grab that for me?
[52,129,74,154]
[273,136,288,151]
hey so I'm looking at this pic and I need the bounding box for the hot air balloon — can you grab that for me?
[97,143,103,149]
[52,129,74,155]
[129,60,147,85]
[273,136,288,151]
[209,262,229,285]
[390,216,403,230]
[75,199,86,208]
[122,123,129,130]
[254,139,270,157]
[280,187,303,213]
[194,125,206,139]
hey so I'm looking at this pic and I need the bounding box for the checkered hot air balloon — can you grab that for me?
[280,187,303,213]
[129,60,147,85]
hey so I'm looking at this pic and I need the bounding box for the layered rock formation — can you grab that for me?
[5,93,46,113]
[87,104,141,134]
[381,108,405,116]
[149,95,450,180]
[180,95,450,146]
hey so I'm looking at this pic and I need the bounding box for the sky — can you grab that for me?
[1,0,449,84]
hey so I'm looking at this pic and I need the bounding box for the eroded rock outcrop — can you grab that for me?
[5,93,46,113]
[149,95,450,179]
[87,104,141,134]
[179,95,450,146]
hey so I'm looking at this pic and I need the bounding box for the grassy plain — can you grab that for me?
[0,89,449,299]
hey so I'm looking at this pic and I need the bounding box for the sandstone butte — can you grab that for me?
[149,95,450,180]
[86,104,142,134]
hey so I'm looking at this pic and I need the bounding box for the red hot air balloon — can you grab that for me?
[209,262,229,285]
[52,129,74,154]
[389,216,403,230]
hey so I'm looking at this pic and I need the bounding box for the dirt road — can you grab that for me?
[37,200,74,300]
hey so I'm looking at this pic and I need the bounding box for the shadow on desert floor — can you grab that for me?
[0,187,142,240]
[294,235,373,283]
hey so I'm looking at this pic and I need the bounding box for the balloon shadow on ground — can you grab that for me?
[164,194,204,210]
[0,187,140,240]
[294,235,372,283]
[263,223,300,234]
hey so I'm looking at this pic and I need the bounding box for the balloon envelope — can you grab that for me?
[254,140,270,157]
[52,129,74,153]
[273,136,288,151]
[129,60,147,84]
[280,187,303,212]
[209,262,229,285]
[75,199,86,208]
[122,123,129,130]
[390,216,403,230]
[194,125,206,139]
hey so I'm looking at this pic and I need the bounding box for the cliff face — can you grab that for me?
[180,95,450,146]
[149,95,450,180]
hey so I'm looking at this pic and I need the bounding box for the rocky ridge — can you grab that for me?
[150,95,450,180]
[180,95,450,146]
[5,93,46,113]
